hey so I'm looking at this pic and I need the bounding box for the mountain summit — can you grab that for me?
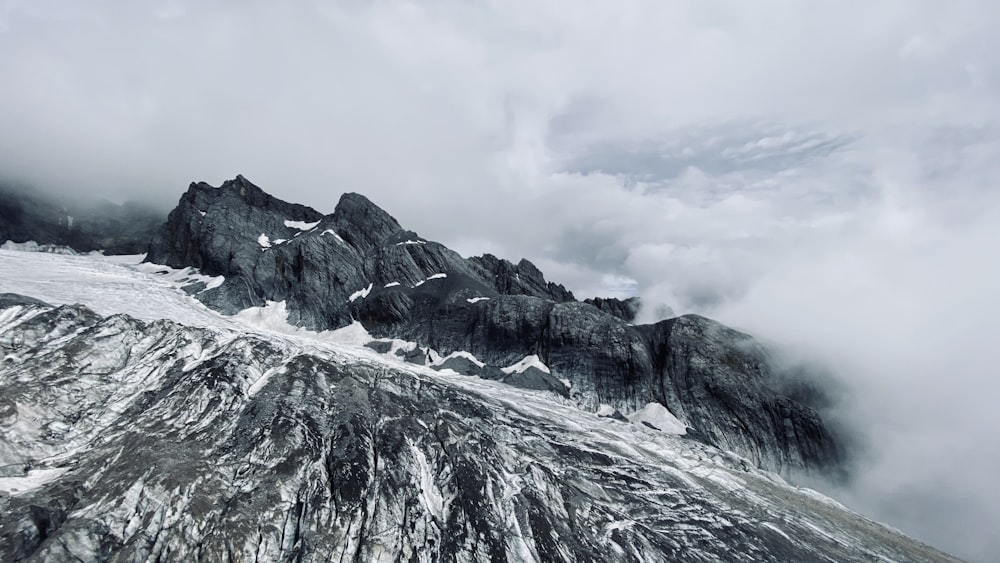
[146,176,840,477]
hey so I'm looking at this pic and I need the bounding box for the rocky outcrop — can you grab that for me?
[468,254,575,302]
[0,185,163,254]
[145,176,844,475]
[0,299,959,562]
[639,316,844,476]
[584,296,641,323]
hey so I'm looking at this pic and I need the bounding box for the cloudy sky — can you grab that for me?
[2,1,999,559]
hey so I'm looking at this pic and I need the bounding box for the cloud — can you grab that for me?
[2,1,1000,559]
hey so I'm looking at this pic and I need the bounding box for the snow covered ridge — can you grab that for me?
[433,350,486,368]
[502,354,550,374]
[0,253,961,561]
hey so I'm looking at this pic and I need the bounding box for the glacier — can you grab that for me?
[0,247,959,562]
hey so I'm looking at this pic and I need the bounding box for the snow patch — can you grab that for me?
[384,282,400,288]
[232,301,295,333]
[395,240,426,246]
[348,283,373,302]
[326,321,374,346]
[0,467,68,496]
[284,219,321,231]
[434,351,485,368]
[628,402,687,435]
[321,229,345,243]
[502,355,551,375]
[408,440,444,521]
[424,348,442,364]
[231,300,372,346]
[135,262,225,292]
[466,297,490,304]
[414,273,447,288]
[257,234,271,249]
[597,404,615,417]
[247,365,287,397]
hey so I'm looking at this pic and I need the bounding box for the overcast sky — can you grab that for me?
[2,1,999,559]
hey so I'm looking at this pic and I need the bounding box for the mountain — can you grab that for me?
[0,184,163,255]
[146,176,841,477]
[0,250,958,562]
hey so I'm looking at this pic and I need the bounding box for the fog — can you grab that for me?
[2,1,999,559]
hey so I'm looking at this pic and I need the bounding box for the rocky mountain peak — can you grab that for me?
[468,253,575,302]
[330,192,403,253]
[143,176,846,476]
[193,175,323,220]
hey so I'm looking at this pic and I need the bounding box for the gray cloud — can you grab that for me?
[3,1,1000,560]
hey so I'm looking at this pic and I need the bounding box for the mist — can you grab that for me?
[3,1,999,559]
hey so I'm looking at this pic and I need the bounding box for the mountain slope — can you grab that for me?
[144,176,841,476]
[0,185,163,255]
[0,250,959,562]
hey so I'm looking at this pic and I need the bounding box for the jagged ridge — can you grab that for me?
[145,176,841,476]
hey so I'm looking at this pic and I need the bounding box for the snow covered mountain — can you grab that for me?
[0,177,960,561]
[0,250,958,562]
[145,176,842,477]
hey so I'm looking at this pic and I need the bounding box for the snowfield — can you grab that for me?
[0,248,960,562]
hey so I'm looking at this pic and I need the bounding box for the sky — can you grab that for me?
[2,1,1000,559]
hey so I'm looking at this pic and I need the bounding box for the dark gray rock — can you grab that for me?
[364,340,394,354]
[494,366,570,397]
[584,296,641,323]
[402,347,429,365]
[467,254,575,302]
[639,315,845,477]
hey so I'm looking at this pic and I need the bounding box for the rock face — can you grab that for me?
[146,176,840,476]
[0,185,163,254]
[0,297,958,562]
[583,296,641,323]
